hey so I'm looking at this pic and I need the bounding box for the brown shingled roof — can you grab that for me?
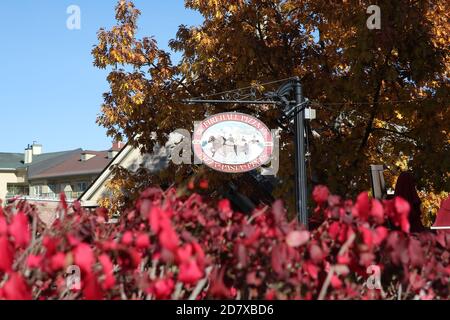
[29,150,112,180]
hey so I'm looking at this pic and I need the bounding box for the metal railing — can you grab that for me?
[5,191,84,201]
[5,189,29,199]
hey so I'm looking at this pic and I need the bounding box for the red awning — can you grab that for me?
[431,197,450,230]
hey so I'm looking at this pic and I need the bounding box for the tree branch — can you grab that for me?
[371,127,417,142]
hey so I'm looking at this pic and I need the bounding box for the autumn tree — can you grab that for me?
[93,0,449,212]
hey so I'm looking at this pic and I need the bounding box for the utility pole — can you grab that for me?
[293,77,308,228]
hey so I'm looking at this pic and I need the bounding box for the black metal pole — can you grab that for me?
[183,99,283,105]
[293,77,308,228]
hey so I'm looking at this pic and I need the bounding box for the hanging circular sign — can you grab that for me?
[192,112,273,173]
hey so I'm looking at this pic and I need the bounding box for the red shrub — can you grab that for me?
[0,185,449,300]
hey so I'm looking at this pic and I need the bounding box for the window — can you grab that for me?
[77,182,88,192]
[48,184,58,194]
[34,185,43,196]
[6,184,29,196]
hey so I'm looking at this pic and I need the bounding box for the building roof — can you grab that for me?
[0,147,114,181]
[29,150,113,180]
[0,150,80,171]
[0,153,24,169]
[26,149,82,179]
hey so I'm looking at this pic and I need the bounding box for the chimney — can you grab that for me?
[108,141,124,159]
[24,145,33,164]
[112,141,125,151]
[81,152,96,161]
[31,141,42,155]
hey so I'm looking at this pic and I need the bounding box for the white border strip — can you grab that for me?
[430,226,450,230]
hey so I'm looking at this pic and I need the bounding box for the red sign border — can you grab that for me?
[192,112,274,173]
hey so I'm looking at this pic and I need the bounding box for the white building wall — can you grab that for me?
[0,171,21,202]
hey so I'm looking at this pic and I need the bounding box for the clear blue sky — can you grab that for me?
[0,1,202,153]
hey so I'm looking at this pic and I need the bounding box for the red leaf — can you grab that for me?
[312,185,330,204]
[192,242,205,269]
[395,196,410,216]
[265,289,277,300]
[83,273,103,300]
[199,179,209,189]
[178,260,203,284]
[0,214,7,235]
[0,236,13,273]
[242,225,261,246]
[370,199,385,224]
[331,275,343,289]
[50,252,66,271]
[246,271,262,286]
[129,248,142,269]
[337,252,351,265]
[353,192,370,221]
[74,243,95,274]
[177,244,193,263]
[99,254,115,290]
[271,200,286,224]
[286,230,310,247]
[236,243,248,268]
[139,199,151,218]
[1,273,31,300]
[26,254,43,269]
[121,231,133,246]
[59,193,68,211]
[408,239,424,267]
[359,226,373,248]
[42,236,58,257]
[359,252,375,267]
[394,197,410,233]
[159,227,179,252]
[67,234,81,246]
[136,233,150,249]
[151,278,175,299]
[149,207,162,234]
[218,199,233,220]
[309,244,324,264]
[208,268,232,298]
[328,222,341,240]
[373,226,388,246]
[8,212,30,248]
[304,261,319,279]
[409,272,425,291]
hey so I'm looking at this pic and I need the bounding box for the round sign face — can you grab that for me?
[193,112,273,173]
